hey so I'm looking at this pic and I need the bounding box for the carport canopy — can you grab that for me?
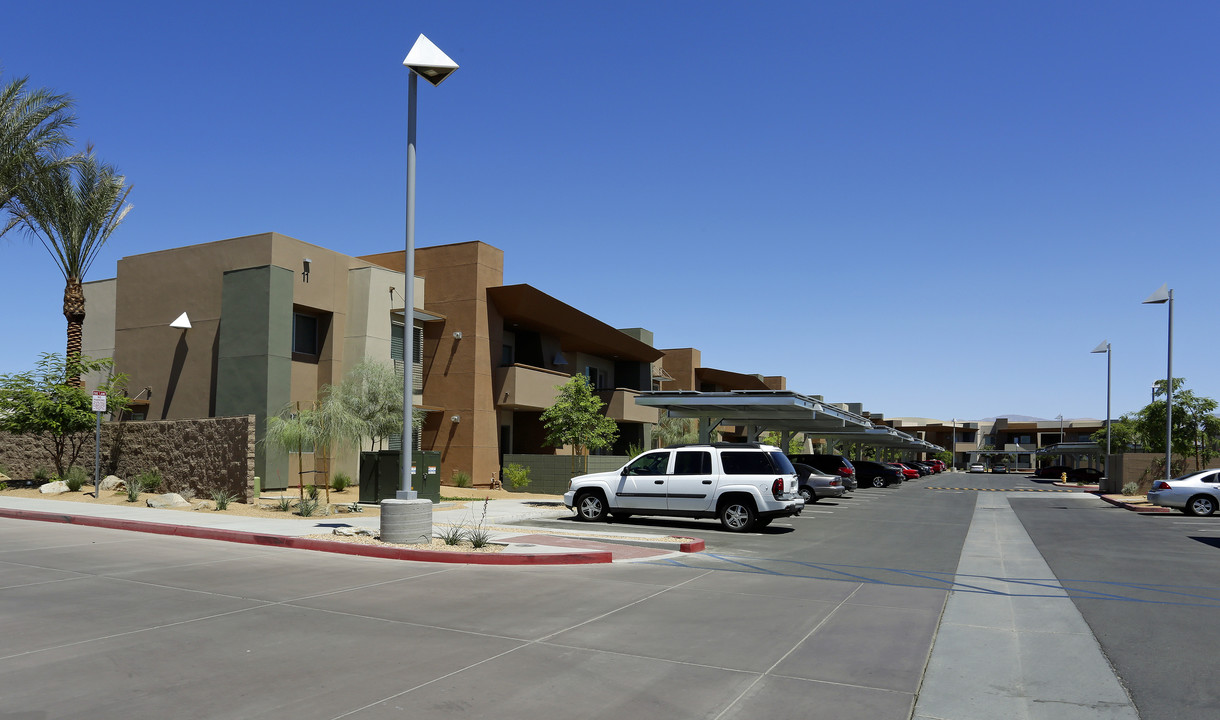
[634,390,942,453]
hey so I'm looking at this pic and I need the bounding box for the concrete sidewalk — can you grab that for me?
[0,494,704,564]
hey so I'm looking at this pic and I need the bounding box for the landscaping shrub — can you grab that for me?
[210,488,237,510]
[438,523,467,545]
[452,470,472,488]
[1123,481,1141,497]
[331,472,352,492]
[63,466,88,492]
[296,497,320,517]
[502,463,531,489]
[135,469,163,493]
[33,467,50,484]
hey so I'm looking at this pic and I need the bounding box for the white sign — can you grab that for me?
[91,391,107,412]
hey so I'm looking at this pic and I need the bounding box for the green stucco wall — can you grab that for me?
[215,265,293,487]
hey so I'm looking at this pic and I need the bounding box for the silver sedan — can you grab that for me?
[793,463,846,503]
[1148,469,1220,516]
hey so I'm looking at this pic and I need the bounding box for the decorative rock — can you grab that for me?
[330,504,351,513]
[147,493,191,509]
[0,472,10,482]
[99,475,125,492]
[333,527,377,537]
[192,501,214,511]
[40,481,70,494]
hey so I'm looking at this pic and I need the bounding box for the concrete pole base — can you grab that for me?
[380,498,433,545]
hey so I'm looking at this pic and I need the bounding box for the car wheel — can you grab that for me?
[574,491,608,522]
[719,499,757,532]
[871,476,886,488]
[1186,495,1217,517]
[799,487,815,503]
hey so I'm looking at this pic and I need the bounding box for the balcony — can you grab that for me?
[494,364,569,411]
[598,388,660,425]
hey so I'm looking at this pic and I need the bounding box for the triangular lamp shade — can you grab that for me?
[170,312,192,329]
[403,34,459,86]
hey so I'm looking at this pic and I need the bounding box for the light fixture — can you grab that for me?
[452,331,463,340]
[302,258,312,283]
[553,352,569,366]
[170,312,191,330]
[450,414,461,424]
[403,34,459,87]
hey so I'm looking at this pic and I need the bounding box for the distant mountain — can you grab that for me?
[980,414,1050,422]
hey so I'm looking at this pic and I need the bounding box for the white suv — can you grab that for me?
[563,443,803,532]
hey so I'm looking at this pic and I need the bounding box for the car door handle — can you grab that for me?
[654,480,664,484]
[702,480,712,484]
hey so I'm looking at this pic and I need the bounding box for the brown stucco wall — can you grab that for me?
[0,416,257,502]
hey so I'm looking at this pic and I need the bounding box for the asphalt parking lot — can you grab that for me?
[4,471,1207,719]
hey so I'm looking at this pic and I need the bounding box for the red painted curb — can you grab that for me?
[675,536,705,553]
[0,507,614,565]
[1094,493,1172,513]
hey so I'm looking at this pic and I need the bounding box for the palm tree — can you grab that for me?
[1,71,76,236]
[9,149,132,385]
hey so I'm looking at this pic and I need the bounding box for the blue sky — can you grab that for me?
[2,0,1217,422]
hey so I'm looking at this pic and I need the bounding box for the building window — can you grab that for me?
[293,313,319,355]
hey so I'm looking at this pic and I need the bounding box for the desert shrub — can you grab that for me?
[275,496,294,512]
[63,466,88,492]
[296,497,319,517]
[331,472,352,492]
[33,467,51,483]
[307,484,320,500]
[135,469,163,493]
[1123,481,1141,497]
[210,488,238,510]
[438,524,467,545]
[0,481,7,492]
[125,479,141,502]
[502,463,531,489]
[467,497,493,548]
[452,470,472,488]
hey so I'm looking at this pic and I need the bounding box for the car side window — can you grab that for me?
[673,451,711,475]
[1203,473,1220,484]
[721,451,772,475]
[625,452,670,476]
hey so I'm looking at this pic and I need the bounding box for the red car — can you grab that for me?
[887,463,920,480]
[926,460,945,473]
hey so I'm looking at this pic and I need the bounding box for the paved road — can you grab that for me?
[0,471,1189,719]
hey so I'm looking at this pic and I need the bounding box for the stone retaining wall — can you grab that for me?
[0,416,257,502]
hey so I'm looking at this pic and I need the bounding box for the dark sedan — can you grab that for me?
[1066,467,1105,483]
[854,460,904,487]
[1035,465,1072,479]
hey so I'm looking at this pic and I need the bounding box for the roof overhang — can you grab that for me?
[488,284,663,363]
[695,367,772,391]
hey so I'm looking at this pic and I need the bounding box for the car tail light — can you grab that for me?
[1152,481,1171,491]
[772,478,784,498]
[830,480,841,487]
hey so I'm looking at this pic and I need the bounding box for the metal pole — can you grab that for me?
[94,410,102,498]
[399,71,418,500]
[951,418,955,471]
[1165,290,1173,480]
[1105,343,1111,482]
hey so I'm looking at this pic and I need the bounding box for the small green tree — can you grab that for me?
[541,375,618,476]
[331,359,402,450]
[0,353,129,477]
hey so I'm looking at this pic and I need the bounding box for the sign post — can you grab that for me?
[91,391,106,498]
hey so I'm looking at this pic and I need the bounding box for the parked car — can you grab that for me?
[787,454,855,483]
[992,463,1008,474]
[924,460,945,473]
[1066,467,1104,483]
[1036,465,1072,479]
[564,443,803,532]
[968,463,986,473]
[793,463,845,502]
[907,461,933,476]
[1148,470,1220,516]
[852,460,904,487]
[889,463,920,480]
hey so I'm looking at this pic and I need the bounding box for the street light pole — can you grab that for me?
[1143,284,1174,481]
[1091,340,1111,486]
[397,34,458,500]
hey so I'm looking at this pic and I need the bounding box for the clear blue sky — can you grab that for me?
[3,0,1217,422]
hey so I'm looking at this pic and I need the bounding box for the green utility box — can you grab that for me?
[359,450,441,503]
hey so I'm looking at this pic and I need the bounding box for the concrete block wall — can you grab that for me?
[0,415,257,502]
[501,454,628,495]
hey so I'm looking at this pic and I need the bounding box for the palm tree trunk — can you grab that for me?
[63,276,85,387]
